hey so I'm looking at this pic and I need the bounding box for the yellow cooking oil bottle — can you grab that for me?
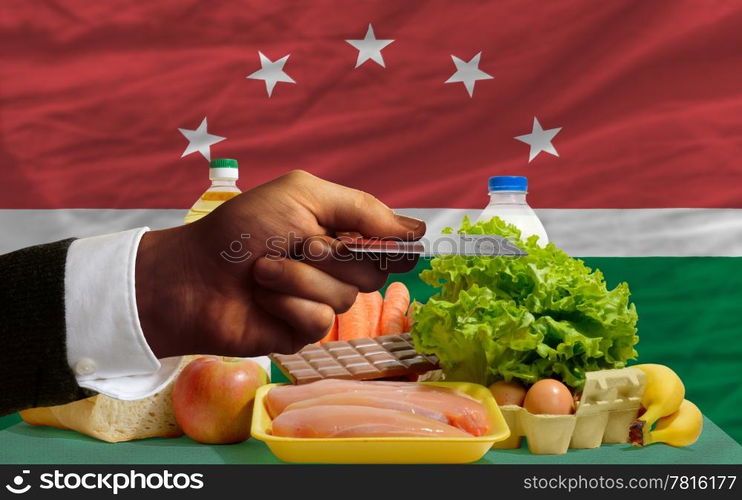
[184,158,241,224]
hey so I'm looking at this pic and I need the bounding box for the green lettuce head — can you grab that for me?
[410,216,638,390]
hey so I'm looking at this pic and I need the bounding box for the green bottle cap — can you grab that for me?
[210,158,238,169]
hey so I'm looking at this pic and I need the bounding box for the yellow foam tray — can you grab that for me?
[251,381,510,464]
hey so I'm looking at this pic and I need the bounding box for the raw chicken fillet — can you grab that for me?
[272,405,473,438]
[266,379,490,437]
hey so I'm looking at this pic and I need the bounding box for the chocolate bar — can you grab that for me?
[270,333,439,384]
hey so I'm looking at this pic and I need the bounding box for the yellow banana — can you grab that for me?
[629,364,685,445]
[644,399,703,447]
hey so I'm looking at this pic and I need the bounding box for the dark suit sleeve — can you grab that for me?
[0,239,95,416]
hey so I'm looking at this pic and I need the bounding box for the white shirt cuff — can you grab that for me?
[64,227,180,400]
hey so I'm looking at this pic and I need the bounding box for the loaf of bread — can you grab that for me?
[20,356,196,443]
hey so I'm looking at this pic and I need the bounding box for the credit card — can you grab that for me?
[336,233,526,257]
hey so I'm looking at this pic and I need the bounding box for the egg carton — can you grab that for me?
[492,367,646,454]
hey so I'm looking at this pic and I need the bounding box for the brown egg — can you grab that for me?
[523,379,574,415]
[489,380,527,406]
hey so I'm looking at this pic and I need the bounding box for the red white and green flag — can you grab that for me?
[1,1,740,440]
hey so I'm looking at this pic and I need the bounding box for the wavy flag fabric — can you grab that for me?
[0,0,741,440]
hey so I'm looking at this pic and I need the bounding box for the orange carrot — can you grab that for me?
[318,315,338,344]
[338,295,366,340]
[380,282,410,336]
[367,291,383,337]
[338,292,383,340]
[404,301,416,332]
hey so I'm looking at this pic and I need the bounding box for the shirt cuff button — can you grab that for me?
[74,358,97,377]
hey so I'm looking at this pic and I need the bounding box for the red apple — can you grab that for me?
[172,356,268,444]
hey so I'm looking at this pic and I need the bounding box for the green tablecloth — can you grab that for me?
[1,417,739,465]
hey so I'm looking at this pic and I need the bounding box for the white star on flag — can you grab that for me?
[247,51,296,97]
[445,52,493,97]
[178,117,225,162]
[346,24,395,68]
[515,117,562,162]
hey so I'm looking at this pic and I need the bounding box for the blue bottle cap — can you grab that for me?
[488,176,527,192]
